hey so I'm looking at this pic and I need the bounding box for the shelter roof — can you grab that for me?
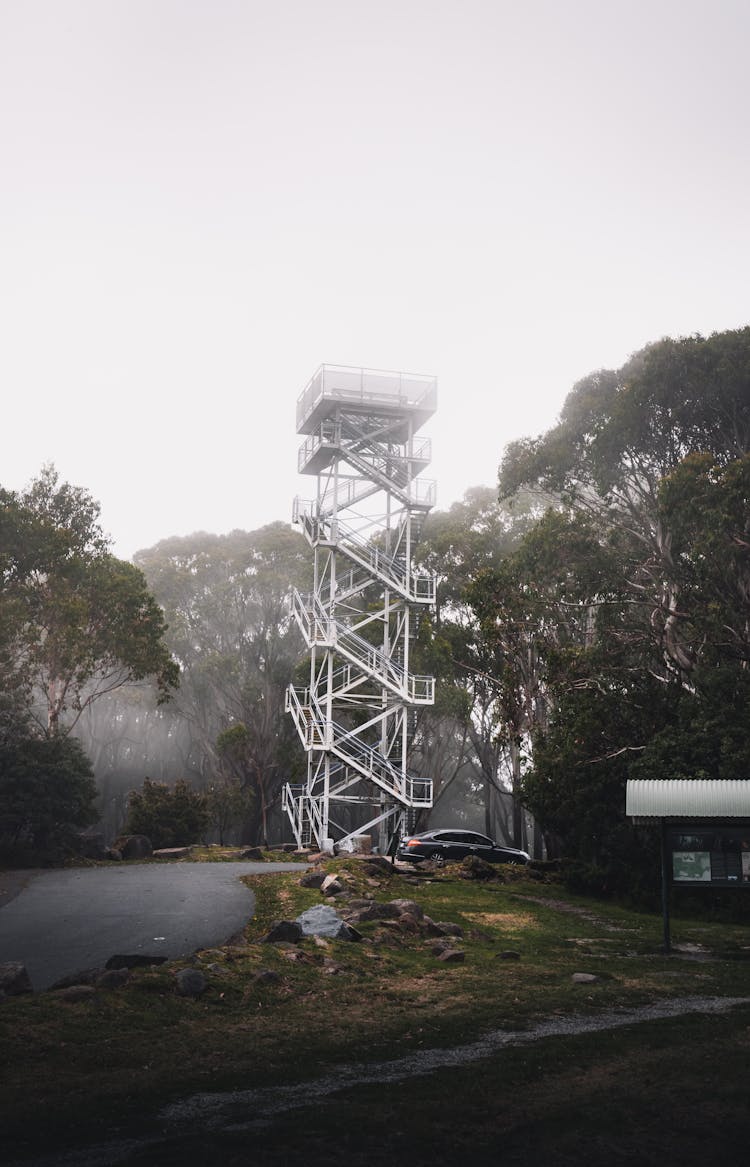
[626,779,750,819]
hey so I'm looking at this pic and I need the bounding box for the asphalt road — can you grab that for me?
[0,861,305,990]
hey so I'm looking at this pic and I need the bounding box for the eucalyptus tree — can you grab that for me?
[134,523,311,845]
[0,466,178,737]
[411,486,543,846]
[500,327,750,683]
[495,327,750,885]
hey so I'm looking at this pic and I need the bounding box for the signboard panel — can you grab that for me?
[667,824,750,886]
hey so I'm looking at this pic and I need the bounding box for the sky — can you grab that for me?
[2,0,750,561]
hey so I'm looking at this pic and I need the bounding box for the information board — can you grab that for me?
[667,824,750,886]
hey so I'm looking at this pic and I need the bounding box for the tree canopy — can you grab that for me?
[1,466,178,737]
[492,326,750,894]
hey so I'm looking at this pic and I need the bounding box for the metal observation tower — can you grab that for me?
[283,365,437,855]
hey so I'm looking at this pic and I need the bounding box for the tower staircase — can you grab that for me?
[283,365,437,854]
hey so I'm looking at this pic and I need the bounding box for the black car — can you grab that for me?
[397,829,529,867]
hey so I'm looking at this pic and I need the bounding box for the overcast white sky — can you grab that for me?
[2,0,749,560]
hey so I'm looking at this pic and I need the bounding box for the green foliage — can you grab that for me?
[123,777,209,848]
[0,733,98,862]
[493,327,750,897]
[133,525,311,844]
[1,465,178,737]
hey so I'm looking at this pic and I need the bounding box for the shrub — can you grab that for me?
[0,735,98,863]
[124,777,209,849]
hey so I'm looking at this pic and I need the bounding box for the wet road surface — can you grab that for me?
[0,861,305,990]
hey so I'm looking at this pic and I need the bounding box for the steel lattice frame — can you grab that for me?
[283,365,437,855]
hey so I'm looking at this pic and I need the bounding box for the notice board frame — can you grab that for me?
[659,817,750,952]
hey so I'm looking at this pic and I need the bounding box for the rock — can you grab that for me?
[296,904,349,939]
[299,870,327,889]
[261,920,303,944]
[362,856,394,875]
[106,848,123,861]
[52,985,97,1002]
[105,954,168,970]
[336,835,372,855]
[433,921,463,937]
[342,901,401,924]
[176,968,207,997]
[572,972,599,983]
[49,968,102,990]
[240,847,264,860]
[458,855,499,880]
[436,948,466,963]
[113,834,153,860]
[252,969,281,985]
[496,950,521,961]
[388,898,424,919]
[152,847,193,859]
[96,968,131,989]
[320,875,345,897]
[0,962,32,997]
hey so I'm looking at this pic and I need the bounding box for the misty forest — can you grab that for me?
[2,325,750,900]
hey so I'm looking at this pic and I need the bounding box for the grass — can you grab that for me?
[2,857,750,1165]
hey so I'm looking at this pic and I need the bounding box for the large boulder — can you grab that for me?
[113,835,153,860]
[295,904,361,941]
[261,920,303,944]
[176,968,207,997]
[458,855,499,880]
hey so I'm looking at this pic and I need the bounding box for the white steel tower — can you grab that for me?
[283,365,437,855]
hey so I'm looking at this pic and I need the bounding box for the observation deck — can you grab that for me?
[296,364,437,439]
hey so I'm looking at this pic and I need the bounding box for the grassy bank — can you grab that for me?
[2,857,750,1165]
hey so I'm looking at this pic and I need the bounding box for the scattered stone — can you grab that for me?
[51,984,97,1003]
[49,968,102,990]
[433,921,463,937]
[362,856,394,875]
[388,898,424,919]
[496,950,522,961]
[323,959,343,975]
[113,835,153,860]
[0,962,32,997]
[572,972,599,984]
[342,901,401,924]
[282,949,310,963]
[176,968,207,997]
[105,954,168,970]
[320,875,345,897]
[261,920,303,944]
[299,871,327,889]
[96,968,131,989]
[152,847,193,859]
[396,912,421,934]
[458,856,499,881]
[252,969,281,985]
[435,948,466,963]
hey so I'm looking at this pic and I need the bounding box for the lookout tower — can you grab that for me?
[283,365,437,855]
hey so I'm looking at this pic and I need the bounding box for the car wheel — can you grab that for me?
[429,850,446,867]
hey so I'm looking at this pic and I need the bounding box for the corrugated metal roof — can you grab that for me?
[626,779,750,818]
